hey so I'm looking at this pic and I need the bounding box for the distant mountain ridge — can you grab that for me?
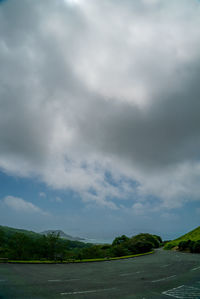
[40,230,85,241]
[0,225,85,242]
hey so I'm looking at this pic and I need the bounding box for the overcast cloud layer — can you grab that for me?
[1,0,200,213]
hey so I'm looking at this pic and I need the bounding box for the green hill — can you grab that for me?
[164,226,200,249]
[0,225,91,250]
[0,225,41,242]
[0,225,93,261]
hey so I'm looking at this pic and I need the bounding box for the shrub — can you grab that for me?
[192,240,200,253]
[110,244,130,257]
[164,242,176,250]
[112,235,129,246]
[130,233,159,249]
[178,240,191,251]
[128,239,153,254]
[153,235,163,245]
[79,245,105,259]
[188,241,195,253]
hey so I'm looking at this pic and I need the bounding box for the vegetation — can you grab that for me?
[0,226,162,262]
[164,226,200,252]
[0,226,92,261]
[3,251,154,264]
[177,240,200,253]
[76,233,162,260]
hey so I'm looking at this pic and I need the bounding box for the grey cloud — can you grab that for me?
[77,67,200,172]
[0,0,200,207]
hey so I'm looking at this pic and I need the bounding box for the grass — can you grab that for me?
[164,226,200,250]
[2,251,154,264]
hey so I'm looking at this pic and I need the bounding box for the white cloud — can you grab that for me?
[64,0,84,5]
[0,0,200,211]
[3,196,48,215]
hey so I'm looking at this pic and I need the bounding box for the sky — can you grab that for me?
[0,0,200,242]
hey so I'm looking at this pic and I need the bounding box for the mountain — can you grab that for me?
[0,225,41,241]
[40,230,85,241]
[164,226,200,249]
[0,225,85,242]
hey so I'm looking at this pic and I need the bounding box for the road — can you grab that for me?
[0,249,200,298]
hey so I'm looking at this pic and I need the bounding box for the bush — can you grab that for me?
[178,240,191,251]
[153,235,163,244]
[164,242,177,250]
[191,240,200,253]
[112,235,129,246]
[110,244,130,257]
[130,233,160,249]
[128,239,153,254]
[0,230,5,247]
[79,245,105,259]
[178,240,197,253]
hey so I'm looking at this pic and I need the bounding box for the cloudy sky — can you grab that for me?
[0,0,200,241]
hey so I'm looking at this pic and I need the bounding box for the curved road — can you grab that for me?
[0,249,200,298]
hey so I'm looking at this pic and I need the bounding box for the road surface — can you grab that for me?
[0,249,200,298]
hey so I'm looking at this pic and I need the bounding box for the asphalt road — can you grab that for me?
[0,249,200,298]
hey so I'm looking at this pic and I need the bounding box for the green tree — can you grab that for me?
[153,235,162,244]
[8,233,33,260]
[0,229,5,246]
[112,235,129,246]
[192,240,200,253]
[131,233,159,248]
[178,240,191,251]
[80,245,104,259]
[46,232,61,260]
[110,244,129,257]
[128,239,152,254]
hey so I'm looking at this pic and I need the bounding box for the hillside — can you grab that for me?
[0,225,90,250]
[40,230,84,241]
[0,225,41,242]
[0,225,93,261]
[164,226,200,249]
[0,226,85,242]
[0,227,160,261]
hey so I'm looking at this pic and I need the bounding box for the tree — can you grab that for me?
[46,232,61,260]
[191,240,200,253]
[8,233,33,260]
[80,245,104,259]
[128,239,153,254]
[178,240,192,251]
[112,235,129,246]
[153,235,163,244]
[0,229,5,247]
[131,233,160,248]
[110,244,129,257]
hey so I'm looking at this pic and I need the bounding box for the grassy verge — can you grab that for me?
[1,251,154,264]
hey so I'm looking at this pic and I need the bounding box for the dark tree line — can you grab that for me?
[0,230,91,261]
[68,233,163,260]
[0,229,163,261]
